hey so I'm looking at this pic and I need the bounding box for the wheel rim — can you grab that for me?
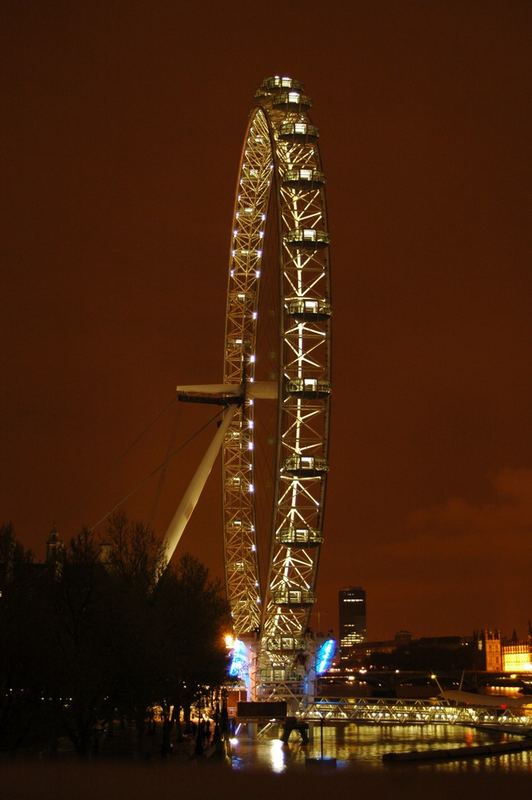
[222,76,331,688]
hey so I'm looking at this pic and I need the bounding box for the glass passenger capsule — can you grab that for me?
[283,455,328,476]
[282,168,325,188]
[279,121,319,142]
[286,378,331,398]
[284,228,330,248]
[286,298,331,320]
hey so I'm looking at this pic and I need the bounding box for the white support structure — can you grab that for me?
[161,405,237,567]
[176,382,277,400]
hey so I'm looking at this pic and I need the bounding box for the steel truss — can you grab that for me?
[222,77,331,690]
[297,698,532,730]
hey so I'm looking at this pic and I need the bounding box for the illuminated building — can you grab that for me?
[339,586,366,661]
[475,629,503,671]
[502,644,532,672]
[474,628,532,672]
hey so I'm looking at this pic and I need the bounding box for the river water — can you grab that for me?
[228,723,531,774]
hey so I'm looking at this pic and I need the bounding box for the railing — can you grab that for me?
[297,697,532,729]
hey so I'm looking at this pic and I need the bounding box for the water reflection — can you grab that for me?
[228,723,531,774]
[269,739,287,773]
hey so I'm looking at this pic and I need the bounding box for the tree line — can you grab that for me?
[0,515,231,756]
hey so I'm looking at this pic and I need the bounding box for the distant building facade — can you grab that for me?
[475,629,503,672]
[503,643,532,672]
[475,628,532,672]
[339,586,367,661]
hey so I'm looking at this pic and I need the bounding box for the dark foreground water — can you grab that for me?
[229,722,532,774]
[1,720,530,799]
[2,757,531,800]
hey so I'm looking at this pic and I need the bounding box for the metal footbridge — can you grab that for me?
[294,697,532,731]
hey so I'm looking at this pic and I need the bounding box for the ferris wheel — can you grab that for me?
[162,76,331,694]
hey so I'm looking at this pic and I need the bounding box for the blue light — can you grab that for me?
[315,638,336,675]
[229,638,249,679]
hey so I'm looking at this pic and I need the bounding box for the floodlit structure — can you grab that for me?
[502,644,532,672]
[162,76,332,699]
[339,587,367,661]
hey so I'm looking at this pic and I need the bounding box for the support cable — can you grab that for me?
[89,408,224,532]
[117,395,179,462]
[66,395,179,528]
[148,401,181,527]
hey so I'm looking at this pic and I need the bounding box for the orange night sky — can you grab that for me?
[2,0,531,640]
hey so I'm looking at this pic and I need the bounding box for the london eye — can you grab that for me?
[163,76,332,697]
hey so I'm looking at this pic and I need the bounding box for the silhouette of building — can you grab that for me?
[338,586,366,661]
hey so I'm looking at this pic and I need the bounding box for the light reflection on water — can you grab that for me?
[228,723,531,774]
